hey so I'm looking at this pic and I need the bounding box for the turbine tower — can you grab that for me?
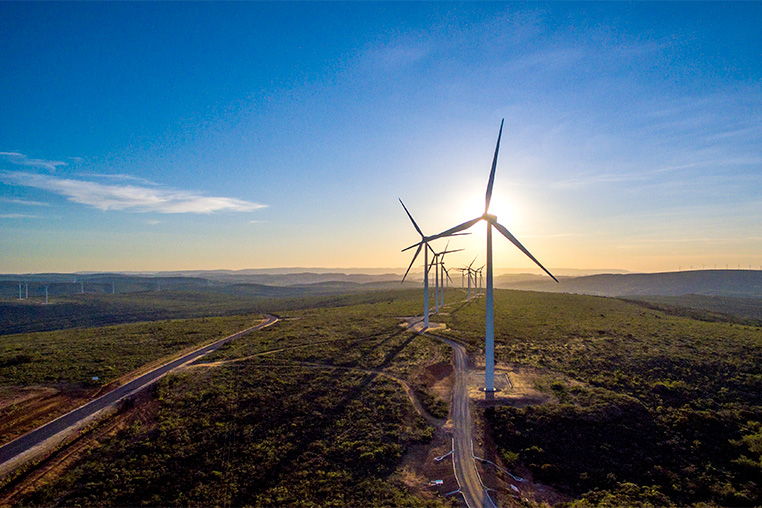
[461,257,477,301]
[429,119,558,392]
[441,264,453,306]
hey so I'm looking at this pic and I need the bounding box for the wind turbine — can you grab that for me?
[432,242,463,311]
[461,257,477,301]
[399,199,466,329]
[441,264,454,305]
[18,283,23,300]
[44,285,49,305]
[476,265,484,297]
[429,119,558,392]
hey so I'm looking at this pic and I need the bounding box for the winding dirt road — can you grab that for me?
[425,332,497,508]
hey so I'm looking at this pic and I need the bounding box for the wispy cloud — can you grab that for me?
[76,172,160,186]
[1,171,267,214]
[0,197,50,206]
[0,213,40,219]
[363,39,432,72]
[0,152,67,171]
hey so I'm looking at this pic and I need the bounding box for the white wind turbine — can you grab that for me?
[432,242,463,312]
[460,257,477,301]
[441,264,454,306]
[429,119,558,392]
[399,199,466,329]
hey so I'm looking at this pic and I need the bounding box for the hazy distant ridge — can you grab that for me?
[497,270,762,298]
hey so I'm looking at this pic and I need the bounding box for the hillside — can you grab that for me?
[497,269,762,298]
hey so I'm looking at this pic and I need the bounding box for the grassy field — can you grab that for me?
[0,314,265,388]
[9,291,453,507]
[628,294,762,325]
[0,288,421,336]
[8,286,760,506]
[439,290,762,507]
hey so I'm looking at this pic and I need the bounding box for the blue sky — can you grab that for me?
[1,2,760,273]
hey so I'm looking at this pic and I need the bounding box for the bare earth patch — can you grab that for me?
[0,386,96,447]
[463,363,576,507]
[0,388,158,507]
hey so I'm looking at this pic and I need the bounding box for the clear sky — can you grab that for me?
[1,2,760,274]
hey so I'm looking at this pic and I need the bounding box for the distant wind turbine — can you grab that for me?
[44,285,49,305]
[432,241,462,312]
[399,199,467,329]
[428,119,558,392]
[460,257,477,301]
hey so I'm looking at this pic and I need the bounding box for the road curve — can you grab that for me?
[0,314,279,468]
[426,333,497,508]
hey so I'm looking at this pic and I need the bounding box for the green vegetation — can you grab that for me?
[0,314,262,387]
[24,366,442,507]
[440,290,762,507]
[0,288,421,336]
[13,293,450,507]
[628,294,762,326]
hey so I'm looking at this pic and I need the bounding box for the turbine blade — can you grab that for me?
[468,256,477,269]
[401,244,423,283]
[399,198,424,237]
[490,218,558,283]
[485,118,504,214]
[401,241,422,253]
[428,216,482,242]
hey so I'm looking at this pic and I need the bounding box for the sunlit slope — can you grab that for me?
[498,269,762,298]
[441,290,762,507]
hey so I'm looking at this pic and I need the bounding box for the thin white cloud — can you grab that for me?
[0,197,50,206]
[1,171,267,214]
[76,172,160,186]
[0,152,67,171]
[366,41,432,70]
[0,213,40,219]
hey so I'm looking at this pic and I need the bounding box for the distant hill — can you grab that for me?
[496,270,762,298]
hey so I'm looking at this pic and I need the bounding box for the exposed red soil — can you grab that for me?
[0,388,158,507]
